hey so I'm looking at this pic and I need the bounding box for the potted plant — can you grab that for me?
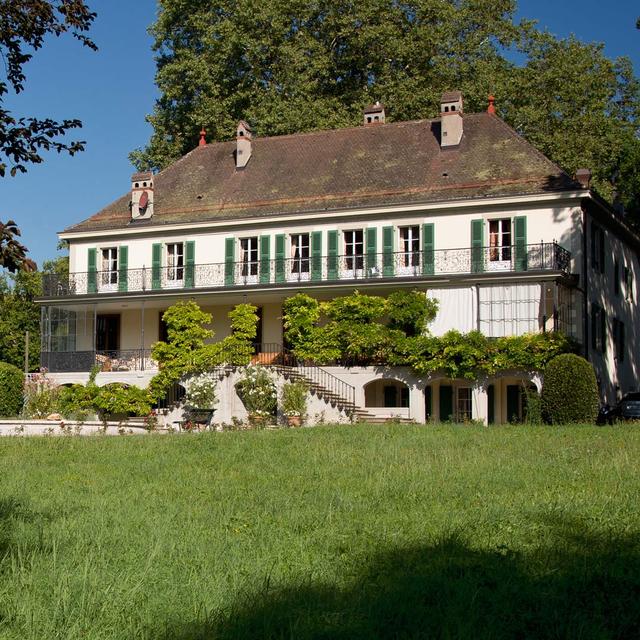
[235,364,277,428]
[281,381,308,427]
[183,372,218,426]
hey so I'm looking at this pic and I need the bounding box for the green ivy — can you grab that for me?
[282,291,573,377]
[149,300,259,400]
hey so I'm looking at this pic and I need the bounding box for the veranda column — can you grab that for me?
[410,383,427,423]
[472,379,489,425]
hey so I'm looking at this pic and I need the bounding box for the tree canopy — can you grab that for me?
[132,0,640,221]
[0,0,96,178]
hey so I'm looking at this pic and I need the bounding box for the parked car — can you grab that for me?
[616,392,640,421]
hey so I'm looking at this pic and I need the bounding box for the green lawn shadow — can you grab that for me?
[154,515,640,639]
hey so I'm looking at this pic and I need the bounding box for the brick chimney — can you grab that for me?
[130,171,154,220]
[440,91,463,148]
[364,101,385,125]
[575,168,591,189]
[236,120,252,169]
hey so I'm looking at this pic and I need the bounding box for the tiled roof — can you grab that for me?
[64,113,577,233]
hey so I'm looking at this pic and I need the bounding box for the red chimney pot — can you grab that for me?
[199,128,207,147]
[487,95,496,115]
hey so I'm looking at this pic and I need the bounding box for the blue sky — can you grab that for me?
[1,0,639,267]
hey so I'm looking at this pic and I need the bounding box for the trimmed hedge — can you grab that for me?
[541,354,599,424]
[0,362,24,417]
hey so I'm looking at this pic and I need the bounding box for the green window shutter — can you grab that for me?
[152,243,162,290]
[275,234,286,283]
[439,385,453,422]
[327,230,338,280]
[619,321,625,361]
[185,240,195,288]
[487,384,495,424]
[422,223,434,275]
[311,231,322,281]
[471,219,484,273]
[591,222,596,269]
[591,303,599,352]
[224,237,235,286]
[382,226,394,277]
[599,229,605,274]
[514,216,527,271]
[600,307,606,353]
[259,235,270,284]
[366,228,377,275]
[87,248,97,294]
[118,246,128,292]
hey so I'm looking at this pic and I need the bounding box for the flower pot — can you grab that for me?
[287,415,302,427]
[248,413,270,428]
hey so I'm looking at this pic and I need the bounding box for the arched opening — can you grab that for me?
[364,379,409,408]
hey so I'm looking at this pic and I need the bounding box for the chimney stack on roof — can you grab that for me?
[130,171,154,220]
[236,120,252,169]
[364,101,386,125]
[199,127,207,147]
[575,168,591,189]
[487,95,496,115]
[440,91,463,148]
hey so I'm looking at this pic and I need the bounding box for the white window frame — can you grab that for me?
[166,242,185,287]
[488,218,512,270]
[289,232,310,280]
[240,237,259,281]
[398,225,420,272]
[100,247,118,290]
[343,229,364,274]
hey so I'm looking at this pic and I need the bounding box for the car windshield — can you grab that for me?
[622,392,640,401]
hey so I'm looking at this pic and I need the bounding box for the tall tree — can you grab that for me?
[0,0,96,177]
[133,0,640,222]
[131,0,522,170]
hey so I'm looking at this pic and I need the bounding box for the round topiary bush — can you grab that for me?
[0,362,24,417]
[541,354,599,424]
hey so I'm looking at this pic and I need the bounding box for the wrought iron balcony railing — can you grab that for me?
[40,243,571,298]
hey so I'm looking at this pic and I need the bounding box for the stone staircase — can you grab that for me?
[273,364,414,424]
[274,364,359,417]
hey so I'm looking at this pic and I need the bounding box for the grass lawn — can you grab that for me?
[0,424,639,639]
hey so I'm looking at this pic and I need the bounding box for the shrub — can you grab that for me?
[541,354,599,424]
[94,384,153,419]
[235,365,277,419]
[22,372,61,418]
[183,372,218,409]
[58,383,100,420]
[0,362,24,417]
[280,381,308,418]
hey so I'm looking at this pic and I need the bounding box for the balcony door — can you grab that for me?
[96,314,120,354]
[488,219,512,270]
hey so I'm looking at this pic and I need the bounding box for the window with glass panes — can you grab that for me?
[240,237,259,276]
[344,230,364,269]
[101,247,118,285]
[167,242,184,281]
[456,387,472,421]
[488,219,512,262]
[399,226,420,267]
[290,233,309,273]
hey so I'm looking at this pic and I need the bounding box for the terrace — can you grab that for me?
[39,243,572,299]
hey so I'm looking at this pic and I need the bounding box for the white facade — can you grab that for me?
[37,107,640,423]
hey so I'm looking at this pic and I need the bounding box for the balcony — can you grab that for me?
[40,243,571,299]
